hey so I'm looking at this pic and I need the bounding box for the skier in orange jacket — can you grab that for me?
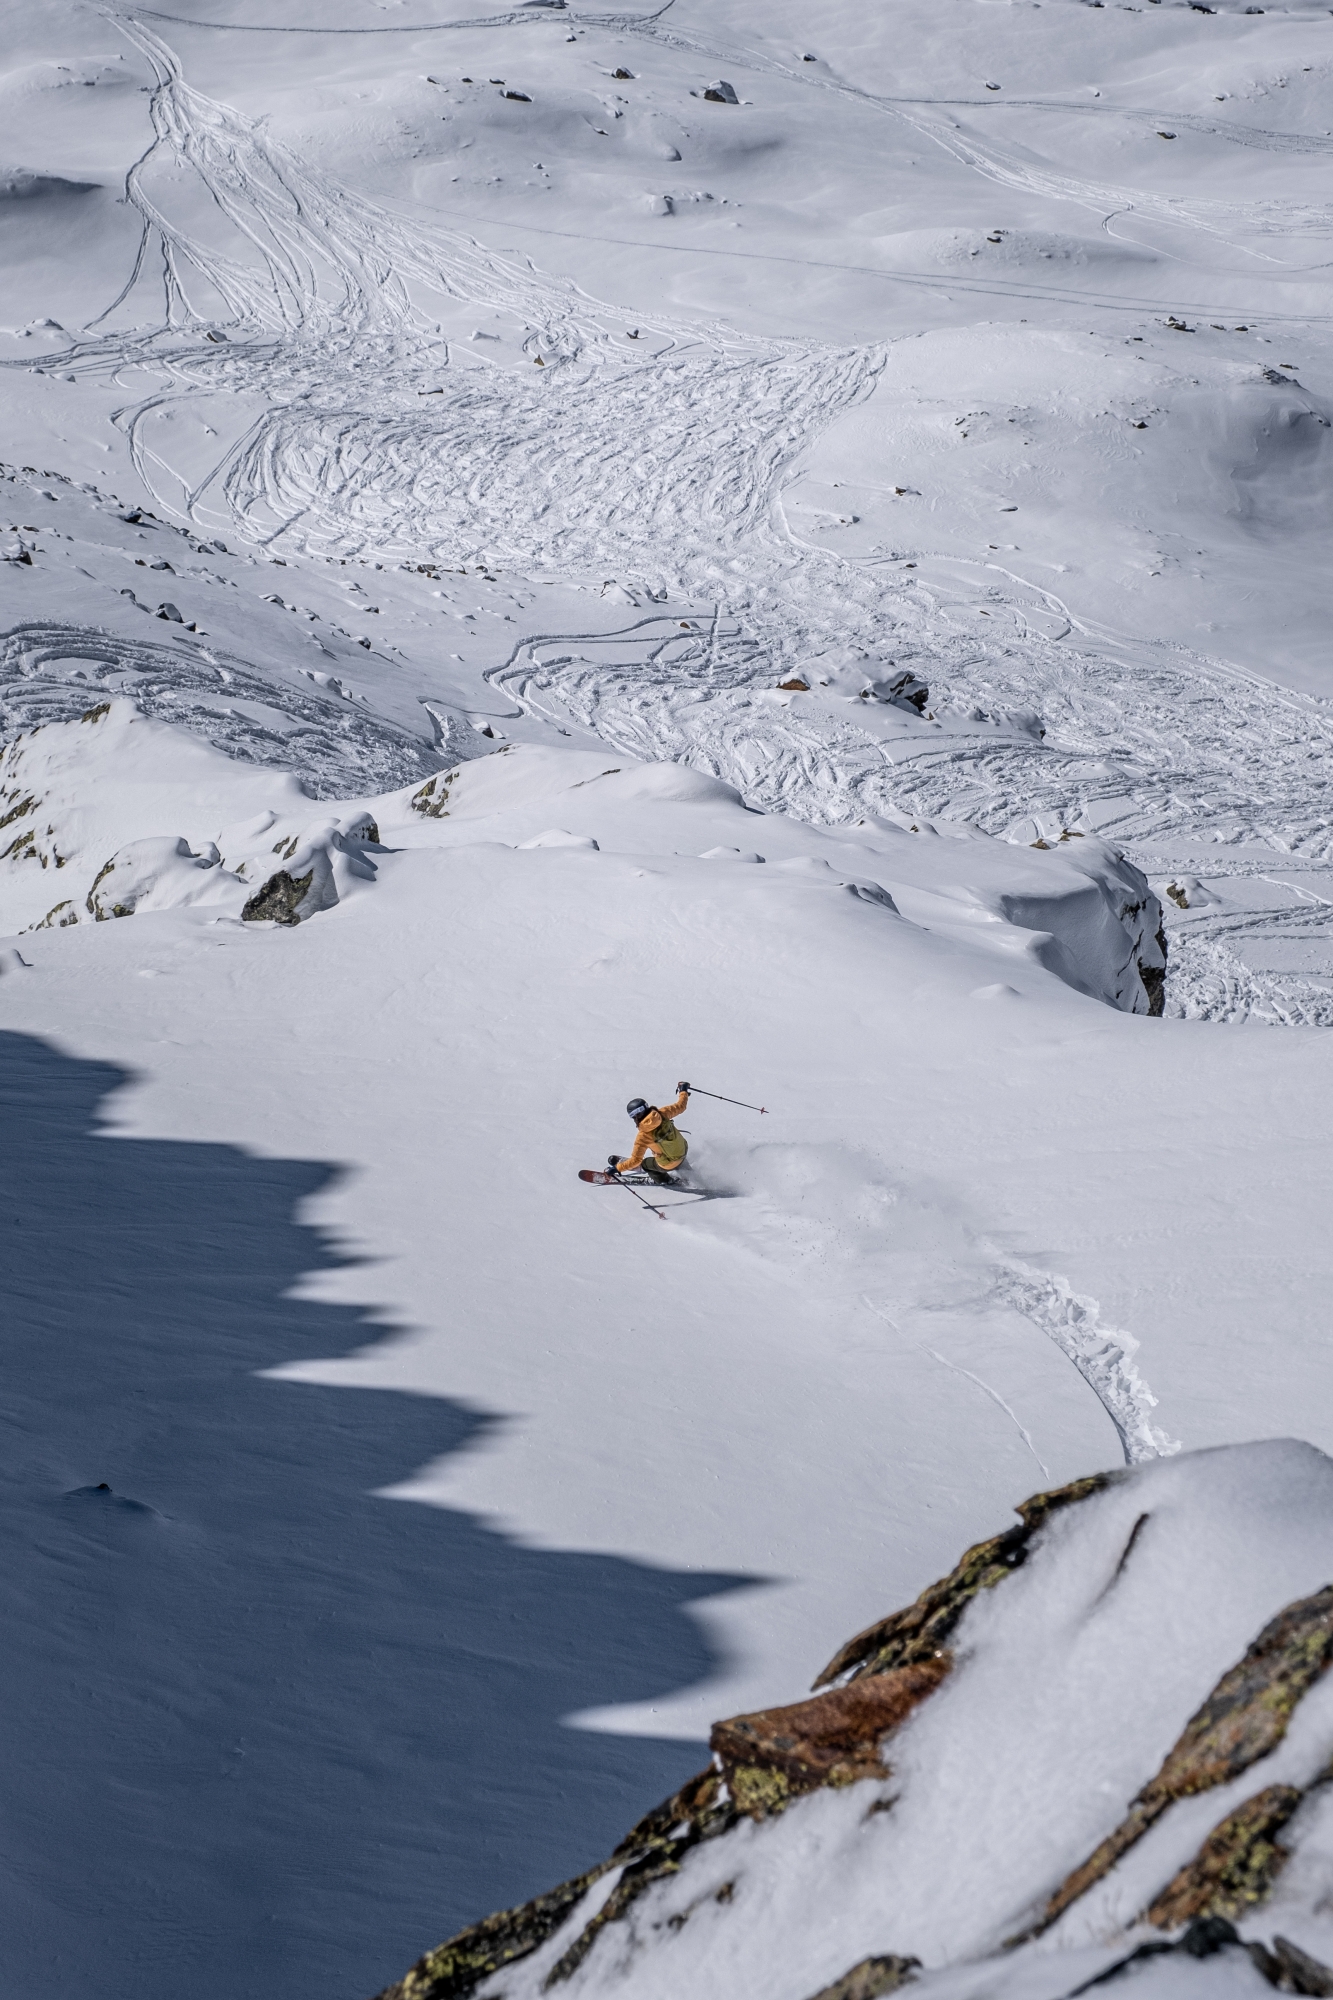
[611,1085,691,1179]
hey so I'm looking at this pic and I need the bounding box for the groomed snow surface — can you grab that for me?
[3,0,1333,1994]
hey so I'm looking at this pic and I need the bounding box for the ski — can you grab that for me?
[579,1168,672,1188]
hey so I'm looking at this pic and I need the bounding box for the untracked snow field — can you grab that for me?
[3,0,1333,1994]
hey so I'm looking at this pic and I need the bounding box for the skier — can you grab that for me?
[611,1084,691,1181]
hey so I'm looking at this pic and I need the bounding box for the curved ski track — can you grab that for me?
[991,1259,1179,1466]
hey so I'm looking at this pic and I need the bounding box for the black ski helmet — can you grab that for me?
[626,1098,652,1124]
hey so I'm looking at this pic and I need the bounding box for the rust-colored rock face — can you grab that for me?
[712,1657,953,1818]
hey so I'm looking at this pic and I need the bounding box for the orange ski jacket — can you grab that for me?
[617,1090,690,1173]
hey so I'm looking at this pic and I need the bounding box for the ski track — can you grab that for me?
[610,12,1333,247]
[927,1348,1051,1480]
[9,18,1333,1020]
[0,621,438,796]
[990,1260,1181,1466]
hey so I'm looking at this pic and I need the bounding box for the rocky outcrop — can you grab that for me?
[542,1768,738,1988]
[237,812,380,924]
[1139,919,1169,1017]
[1270,1934,1333,1996]
[370,1459,1333,2000]
[373,1476,1117,2000]
[377,1870,609,2000]
[411,767,460,818]
[1065,1915,1331,1996]
[374,1767,739,2000]
[867,670,929,715]
[86,835,227,920]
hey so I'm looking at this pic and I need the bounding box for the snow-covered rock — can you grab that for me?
[380,1442,1333,2000]
[84,834,234,920]
[234,811,381,925]
[0,704,388,931]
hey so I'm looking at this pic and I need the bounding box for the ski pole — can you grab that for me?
[612,1173,666,1220]
[686,1085,767,1115]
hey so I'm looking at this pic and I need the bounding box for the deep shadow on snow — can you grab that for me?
[0,1030,747,2000]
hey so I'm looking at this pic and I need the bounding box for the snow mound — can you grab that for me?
[84,835,234,921]
[0,703,386,932]
[518,828,600,852]
[233,811,381,925]
[379,1441,1333,2000]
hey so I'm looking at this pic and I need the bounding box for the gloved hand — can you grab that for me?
[676,1081,690,1093]
[607,1154,622,1171]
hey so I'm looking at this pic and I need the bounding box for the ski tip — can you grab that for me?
[578,1168,599,1183]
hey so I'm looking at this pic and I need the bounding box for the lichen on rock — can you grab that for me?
[373,1767,737,2000]
[1144,1782,1303,1929]
[372,1867,610,2000]
[412,767,460,818]
[542,1766,738,1988]
[804,1956,921,2000]
[1011,1582,1333,1944]
[241,867,314,926]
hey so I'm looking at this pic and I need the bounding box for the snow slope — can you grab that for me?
[3,0,1333,1994]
